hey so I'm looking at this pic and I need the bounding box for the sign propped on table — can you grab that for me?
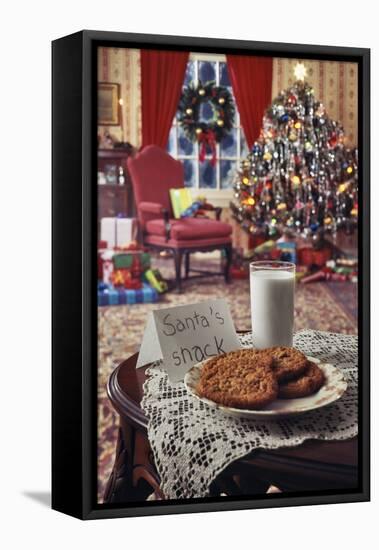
[136,299,241,382]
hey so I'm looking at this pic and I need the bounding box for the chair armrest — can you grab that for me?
[195,205,222,221]
[138,202,171,241]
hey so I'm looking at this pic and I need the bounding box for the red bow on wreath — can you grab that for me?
[198,129,217,167]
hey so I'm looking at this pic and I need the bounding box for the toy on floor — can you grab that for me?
[144,268,168,293]
[300,260,358,284]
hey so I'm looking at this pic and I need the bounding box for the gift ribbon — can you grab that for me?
[198,130,217,166]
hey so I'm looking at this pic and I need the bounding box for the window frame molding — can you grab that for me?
[169,52,247,204]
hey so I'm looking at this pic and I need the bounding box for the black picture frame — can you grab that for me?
[52,30,370,520]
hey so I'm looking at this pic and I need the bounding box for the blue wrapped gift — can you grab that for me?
[98,282,159,306]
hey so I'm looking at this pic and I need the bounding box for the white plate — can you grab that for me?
[184,356,347,419]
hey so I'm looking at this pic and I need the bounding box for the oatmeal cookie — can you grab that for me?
[265,346,308,382]
[197,349,278,410]
[278,360,325,399]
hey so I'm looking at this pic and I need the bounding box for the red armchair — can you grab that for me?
[127,145,233,291]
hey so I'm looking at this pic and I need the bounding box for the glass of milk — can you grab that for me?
[250,261,295,349]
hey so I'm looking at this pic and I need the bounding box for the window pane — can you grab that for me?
[184,60,195,86]
[199,161,216,189]
[199,101,214,123]
[183,159,196,188]
[199,61,216,83]
[220,129,237,157]
[178,126,194,155]
[167,126,176,155]
[240,129,249,158]
[219,62,231,87]
[220,160,236,189]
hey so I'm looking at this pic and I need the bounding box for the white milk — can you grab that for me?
[250,269,295,348]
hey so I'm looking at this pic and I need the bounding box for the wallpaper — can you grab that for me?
[98,47,142,147]
[272,58,358,147]
[97,49,358,150]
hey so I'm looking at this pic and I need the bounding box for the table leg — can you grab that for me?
[103,420,163,503]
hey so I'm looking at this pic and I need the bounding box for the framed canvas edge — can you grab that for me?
[53,29,370,521]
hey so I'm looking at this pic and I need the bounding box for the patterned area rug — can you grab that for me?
[97,255,357,502]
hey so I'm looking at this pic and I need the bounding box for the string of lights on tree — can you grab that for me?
[230,63,358,240]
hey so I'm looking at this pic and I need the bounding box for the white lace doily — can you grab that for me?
[141,330,358,499]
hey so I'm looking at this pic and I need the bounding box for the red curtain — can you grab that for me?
[226,55,273,149]
[141,49,189,149]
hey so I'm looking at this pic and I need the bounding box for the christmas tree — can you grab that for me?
[231,64,358,241]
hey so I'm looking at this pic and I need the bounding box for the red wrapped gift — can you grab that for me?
[231,266,249,279]
[298,246,332,267]
[313,248,332,266]
[270,248,282,260]
[248,234,267,250]
[111,268,142,289]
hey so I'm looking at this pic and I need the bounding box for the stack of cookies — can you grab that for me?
[197,347,325,410]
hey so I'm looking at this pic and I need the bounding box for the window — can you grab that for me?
[167,54,249,202]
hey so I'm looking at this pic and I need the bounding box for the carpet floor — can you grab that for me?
[97,255,357,502]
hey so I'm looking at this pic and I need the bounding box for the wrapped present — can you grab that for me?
[276,240,297,263]
[169,188,193,219]
[248,234,267,250]
[230,266,249,279]
[297,246,332,268]
[100,217,137,248]
[113,251,150,271]
[101,250,114,284]
[98,283,159,306]
[111,268,142,289]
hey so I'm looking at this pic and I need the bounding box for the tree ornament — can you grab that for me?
[231,79,358,239]
[291,175,301,186]
[304,141,313,152]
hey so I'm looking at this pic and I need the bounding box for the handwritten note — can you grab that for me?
[136,299,241,381]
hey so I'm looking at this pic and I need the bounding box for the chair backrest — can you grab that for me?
[128,145,184,227]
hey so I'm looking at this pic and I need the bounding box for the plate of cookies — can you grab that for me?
[184,347,347,419]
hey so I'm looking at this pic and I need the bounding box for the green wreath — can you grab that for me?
[177,80,235,144]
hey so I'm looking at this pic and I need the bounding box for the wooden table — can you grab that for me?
[104,353,358,503]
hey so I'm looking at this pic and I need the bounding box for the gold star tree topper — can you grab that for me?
[294,62,307,81]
